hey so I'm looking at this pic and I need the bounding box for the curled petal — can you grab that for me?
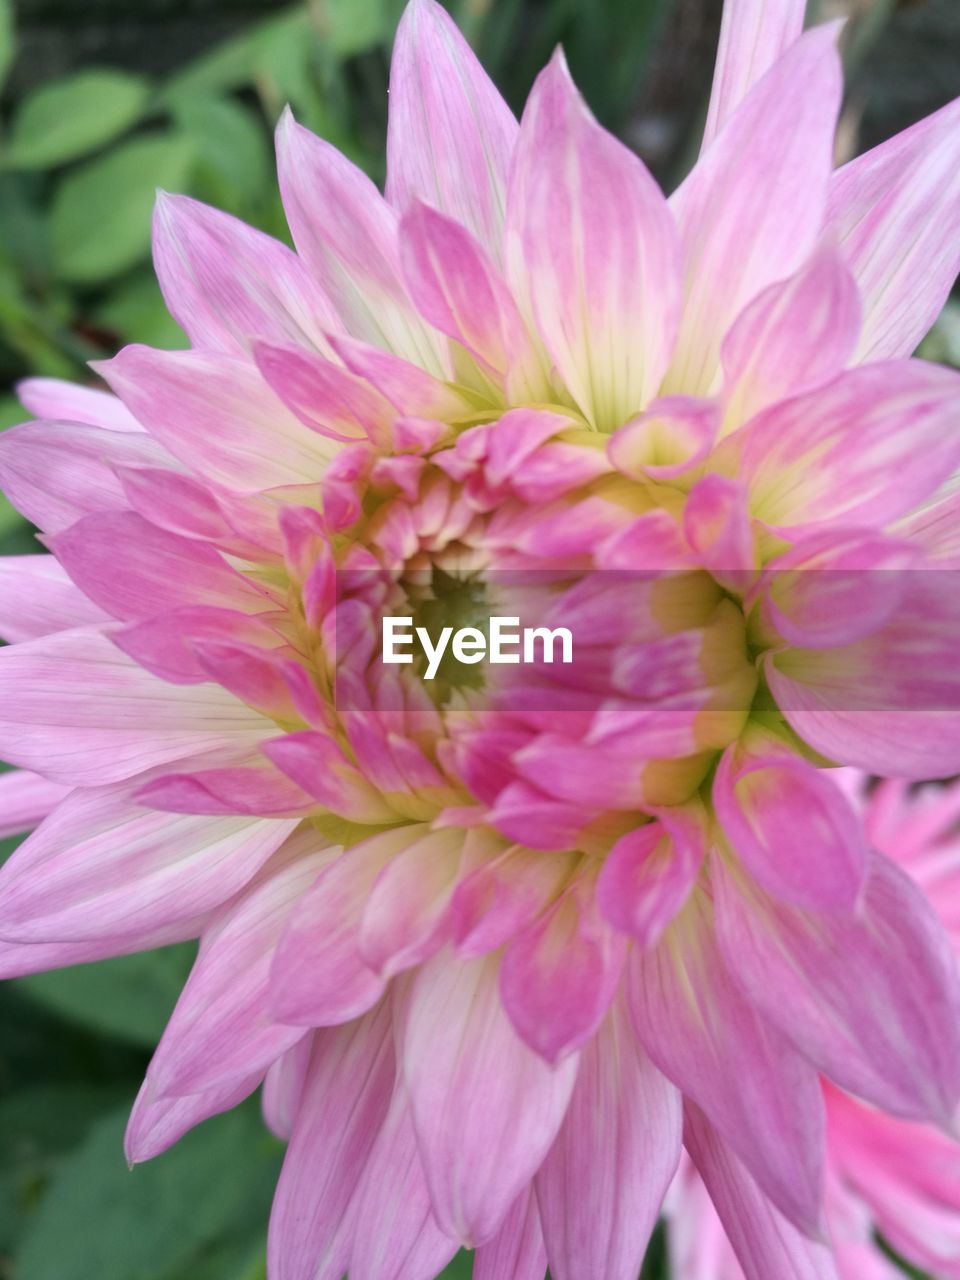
[713,748,869,912]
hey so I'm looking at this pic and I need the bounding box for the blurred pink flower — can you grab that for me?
[1,1,960,1277]
[669,771,960,1280]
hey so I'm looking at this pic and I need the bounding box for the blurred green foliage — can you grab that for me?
[0,0,952,1277]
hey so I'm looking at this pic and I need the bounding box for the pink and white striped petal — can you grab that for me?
[683,1103,840,1280]
[386,0,517,257]
[666,25,842,396]
[720,247,862,429]
[826,95,960,361]
[16,376,142,432]
[535,999,681,1280]
[153,191,341,356]
[506,50,680,431]
[0,778,296,941]
[346,1088,459,1280]
[96,346,341,492]
[700,0,808,151]
[713,851,960,1125]
[0,421,170,532]
[276,110,448,376]
[267,1006,396,1280]
[145,835,334,1099]
[400,951,579,1245]
[627,889,825,1233]
[472,1189,546,1280]
[0,555,109,641]
[0,768,71,839]
[268,828,424,1026]
[0,627,265,785]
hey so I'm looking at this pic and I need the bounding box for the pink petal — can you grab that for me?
[0,768,71,839]
[49,510,263,621]
[268,828,423,1026]
[400,951,578,1245]
[0,778,296,941]
[347,1088,459,1280]
[683,475,755,585]
[267,1006,395,1280]
[262,1035,313,1141]
[358,828,464,978]
[713,850,960,1125]
[264,730,398,823]
[758,529,917,650]
[0,915,208,977]
[114,606,283,684]
[386,0,517,255]
[732,360,960,535]
[0,626,264,785]
[472,1189,546,1280]
[719,247,862,427]
[329,332,470,419]
[608,396,720,480]
[146,836,334,1098]
[399,202,543,397]
[0,420,170,533]
[275,109,447,374]
[700,0,807,150]
[713,748,869,912]
[683,1103,840,1280]
[253,340,390,443]
[137,762,315,818]
[500,878,627,1062]
[825,96,960,361]
[450,845,574,960]
[95,345,339,492]
[125,1071,263,1164]
[152,191,340,355]
[666,25,842,395]
[535,999,681,1280]
[597,805,706,949]
[189,640,300,719]
[0,555,109,641]
[506,50,680,430]
[17,376,142,432]
[766,576,960,777]
[627,889,825,1232]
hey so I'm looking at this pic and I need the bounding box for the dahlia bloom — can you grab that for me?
[669,772,960,1280]
[1,0,960,1276]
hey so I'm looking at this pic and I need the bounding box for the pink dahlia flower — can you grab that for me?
[1,1,960,1277]
[669,771,960,1280]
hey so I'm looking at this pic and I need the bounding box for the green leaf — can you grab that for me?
[437,1253,473,1278]
[0,0,14,92]
[49,134,195,283]
[172,95,270,210]
[0,392,24,429]
[14,1102,281,1280]
[15,943,195,1048]
[0,493,25,540]
[159,8,305,107]
[6,70,150,170]
[321,0,391,57]
[0,1084,128,1252]
[95,271,185,350]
